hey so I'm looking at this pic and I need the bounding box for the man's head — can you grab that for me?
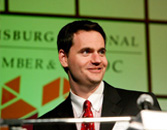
[57,20,106,55]
[58,20,108,87]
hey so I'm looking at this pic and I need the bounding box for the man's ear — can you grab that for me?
[59,49,68,67]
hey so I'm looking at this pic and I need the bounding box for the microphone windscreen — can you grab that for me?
[137,94,154,109]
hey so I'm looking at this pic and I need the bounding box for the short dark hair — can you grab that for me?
[57,20,106,55]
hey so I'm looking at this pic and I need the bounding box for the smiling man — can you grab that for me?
[34,20,161,130]
[59,30,108,99]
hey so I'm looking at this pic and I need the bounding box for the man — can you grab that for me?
[34,20,161,130]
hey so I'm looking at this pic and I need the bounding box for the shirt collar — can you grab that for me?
[70,81,104,117]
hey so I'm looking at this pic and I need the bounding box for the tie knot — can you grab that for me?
[84,100,91,109]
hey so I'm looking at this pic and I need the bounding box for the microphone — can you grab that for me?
[137,94,154,110]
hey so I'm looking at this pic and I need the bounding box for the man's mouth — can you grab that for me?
[88,67,102,73]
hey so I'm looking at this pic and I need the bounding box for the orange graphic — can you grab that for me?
[1,76,70,121]
[63,78,70,94]
[5,76,20,94]
[42,78,60,106]
[1,88,16,105]
[0,127,9,130]
[1,99,36,119]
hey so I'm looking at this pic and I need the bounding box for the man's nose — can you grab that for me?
[91,52,101,64]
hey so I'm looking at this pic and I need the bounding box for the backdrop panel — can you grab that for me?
[79,0,144,19]
[149,0,167,20]
[150,24,167,95]
[0,0,5,11]
[9,0,75,15]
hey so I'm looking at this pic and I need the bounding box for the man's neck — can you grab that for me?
[70,81,101,99]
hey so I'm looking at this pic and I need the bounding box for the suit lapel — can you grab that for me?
[57,94,77,130]
[100,82,123,130]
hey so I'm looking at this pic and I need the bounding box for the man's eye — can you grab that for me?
[82,49,91,55]
[83,50,89,54]
[99,50,106,55]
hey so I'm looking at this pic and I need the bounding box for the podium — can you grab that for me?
[129,110,167,130]
[1,110,167,130]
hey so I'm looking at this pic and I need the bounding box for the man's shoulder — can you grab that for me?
[104,81,145,93]
[103,81,160,109]
[103,81,152,100]
[40,96,72,118]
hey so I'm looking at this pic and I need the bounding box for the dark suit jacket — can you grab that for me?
[33,81,161,130]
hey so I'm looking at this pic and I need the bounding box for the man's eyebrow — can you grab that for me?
[79,47,106,52]
[99,47,106,51]
[78,47,93,52]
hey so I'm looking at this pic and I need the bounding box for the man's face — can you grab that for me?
[61,30,108,86]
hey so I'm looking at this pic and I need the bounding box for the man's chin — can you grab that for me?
[89,78,102,85]
[88,74,104,83]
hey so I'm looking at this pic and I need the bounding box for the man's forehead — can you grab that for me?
[73,30,104,42]
[74,30,98,35]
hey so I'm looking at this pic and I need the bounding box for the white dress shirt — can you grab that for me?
[70,81,104,130]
